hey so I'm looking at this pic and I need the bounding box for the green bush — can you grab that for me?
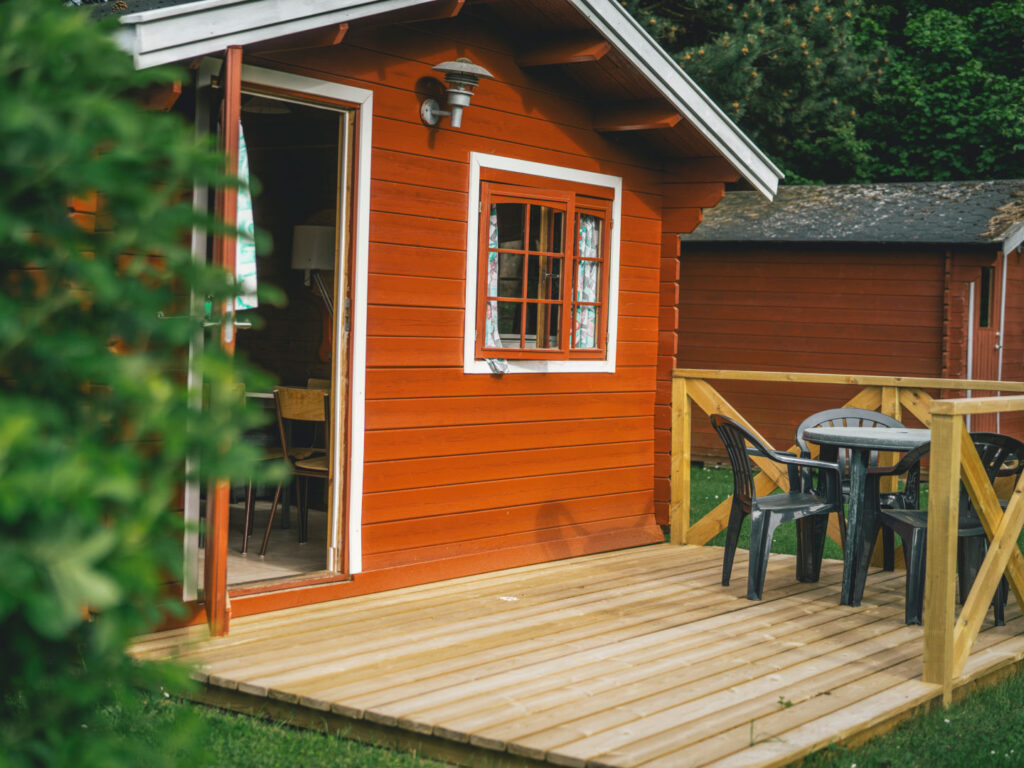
[0,5,272,766]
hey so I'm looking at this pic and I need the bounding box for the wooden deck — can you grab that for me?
[133,544,1024,768]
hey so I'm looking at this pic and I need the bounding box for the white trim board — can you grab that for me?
[113,0,780,200]
[239,64,372,575]
[463,153,621,375]
[115,0,437,69]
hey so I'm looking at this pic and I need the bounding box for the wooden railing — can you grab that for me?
[670,369,1024,702]
[924,394,1024,703]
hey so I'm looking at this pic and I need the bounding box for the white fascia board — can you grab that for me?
[117,0,436,69]
[118,0,781,198]
[1002,220,1024,255]
[568,0,782,200]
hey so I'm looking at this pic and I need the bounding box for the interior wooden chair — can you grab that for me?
[857,432,1023,625]
[711,414,843,601]
[257,386,330,558]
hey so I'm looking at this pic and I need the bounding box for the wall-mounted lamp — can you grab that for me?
[420,57,494,129]
[292,225,336,314]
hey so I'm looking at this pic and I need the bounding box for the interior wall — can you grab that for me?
[236,99,339,386]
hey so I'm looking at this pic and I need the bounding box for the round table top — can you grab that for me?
[802,426,931,451]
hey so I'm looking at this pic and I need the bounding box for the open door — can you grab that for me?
[181,53,359,633]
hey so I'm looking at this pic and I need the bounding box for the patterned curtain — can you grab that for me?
[485,204,509,373]
[235,121,258,311]
[573,214,600,348]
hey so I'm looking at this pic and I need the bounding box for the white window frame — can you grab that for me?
[463,153,622,374]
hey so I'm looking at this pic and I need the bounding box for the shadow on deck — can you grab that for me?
[132,544,1024,768]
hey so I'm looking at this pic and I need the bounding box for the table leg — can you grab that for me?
[841,448,874,605]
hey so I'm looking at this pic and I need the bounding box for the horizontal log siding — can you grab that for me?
[262,15,696,573]
[677,244,947,459]
[994,248,1024,438]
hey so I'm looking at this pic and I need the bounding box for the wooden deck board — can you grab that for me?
[138,544,1024,768]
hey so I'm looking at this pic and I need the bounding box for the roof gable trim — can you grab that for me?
[114,0,781,199]
[568,0,781,200]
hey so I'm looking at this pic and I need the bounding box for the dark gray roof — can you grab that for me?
[682,181,1024,252]
[77,0,194,17]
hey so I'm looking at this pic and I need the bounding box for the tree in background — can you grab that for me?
[856,1,1024,181]
[622,0,882,183]
[0,5,272,766]
[624,0,1024,184]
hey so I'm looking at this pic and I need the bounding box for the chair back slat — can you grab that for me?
[276,386,328,423]
[795,408,904,456]
[710,415,764,506]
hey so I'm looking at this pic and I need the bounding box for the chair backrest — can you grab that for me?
[795,408,905,455]
[959,432,1024,525]
[710,414,774,507]
[274,386,329,458]
[970,432,1024,482]
[307,377,331,390]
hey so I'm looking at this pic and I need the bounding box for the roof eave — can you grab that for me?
[113,0,782,200]
[568,0,781,200]
[1002,221,1024,255]
[114,0,437,69]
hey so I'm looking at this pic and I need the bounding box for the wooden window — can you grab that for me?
[476,178,612,361]
[979,266,994,329]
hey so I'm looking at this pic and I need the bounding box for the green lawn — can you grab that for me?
[132,465,1020,768]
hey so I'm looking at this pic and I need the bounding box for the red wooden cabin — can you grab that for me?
[677,181,1024,462]
[104,0,782,632]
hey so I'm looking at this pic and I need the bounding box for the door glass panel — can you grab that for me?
[529,205,564,252]
[495,203,525,249]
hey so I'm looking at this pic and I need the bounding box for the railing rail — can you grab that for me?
[670,369,1024,704]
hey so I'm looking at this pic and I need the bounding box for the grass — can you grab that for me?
[124,465,1020,768]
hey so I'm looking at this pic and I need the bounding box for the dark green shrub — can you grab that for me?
[0,5,272,766]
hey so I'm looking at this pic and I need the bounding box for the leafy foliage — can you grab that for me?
[856,2,1024,181]
[0,5,273,766]
[623,1,1024,183]
[621,0,881,183]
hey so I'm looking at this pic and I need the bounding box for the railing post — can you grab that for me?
[670,375,691,545]
[880,386,902,494]
[922,411,961,705]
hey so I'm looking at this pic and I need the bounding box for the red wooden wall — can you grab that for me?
[254,14,730,576]
[675,242,1024,460]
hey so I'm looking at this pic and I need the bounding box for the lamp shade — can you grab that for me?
[291,225,336,271]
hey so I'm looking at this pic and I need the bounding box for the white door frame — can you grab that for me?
[184,60,371,599]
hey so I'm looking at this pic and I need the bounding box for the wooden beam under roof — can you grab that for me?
[246,23,348,54]
[132,81,182,112]
[664,156,742,183]
[364,0,465,26]
[594,101,682,132]
[516,36,612,67]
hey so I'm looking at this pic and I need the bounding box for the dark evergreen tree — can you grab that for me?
[856,2,1024,181]
[623,1,1024,183]
[622,0,882,183]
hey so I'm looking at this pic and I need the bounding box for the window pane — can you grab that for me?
[526,255,562,299]
[497,253,523,298]
[575,260,600,302]
[529,205,564,253]
[497,301,521,343]
[546,304,561,348]
[495,203,525,249]
[577,213,602,260]
[573,306,598,349]
[523,303,561,349]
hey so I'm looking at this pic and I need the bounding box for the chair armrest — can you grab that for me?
[867,443,930,476]
[762,451,843,503]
